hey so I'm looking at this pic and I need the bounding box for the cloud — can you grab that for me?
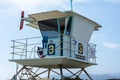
[74,0,120,3]
[103,42,120,49]
[75,0,93,2]
[8,0,67,9]
[1,0,104,13]
[0,0,70,20]
[104,0,120,3]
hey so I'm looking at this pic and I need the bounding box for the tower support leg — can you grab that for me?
[48,68,51,79]
[59,65,63,79]
[11,66,25,80]
[82,68,93,80]
[24,66,36,80]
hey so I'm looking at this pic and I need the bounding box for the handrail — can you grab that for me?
[10,35,97,63]
[11,36,42,41]
[11,53,25,56]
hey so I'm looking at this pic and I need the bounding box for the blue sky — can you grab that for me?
[0,0,120,79]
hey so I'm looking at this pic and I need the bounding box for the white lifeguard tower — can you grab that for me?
[9,10,101,80]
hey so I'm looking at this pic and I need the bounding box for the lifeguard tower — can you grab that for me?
[9,10,101,80]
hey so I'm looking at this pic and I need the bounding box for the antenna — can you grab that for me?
[70,0,73,11]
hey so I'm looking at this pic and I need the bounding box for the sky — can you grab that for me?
[0,0,120,79]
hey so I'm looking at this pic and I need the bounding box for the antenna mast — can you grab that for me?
[70,0,73,11]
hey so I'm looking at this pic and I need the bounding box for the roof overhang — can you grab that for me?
[29,10,69,22]
[26,22,39,29]
[66,11,102,31]
[24,10,101,31]
[24,10,69,30]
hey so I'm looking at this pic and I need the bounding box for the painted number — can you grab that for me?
[78,43,83,54]
[48,44,55,55]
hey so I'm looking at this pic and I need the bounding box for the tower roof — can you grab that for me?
[24,10,101,31]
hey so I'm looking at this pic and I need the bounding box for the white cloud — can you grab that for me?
[75,0,93,2]
[104,0,120,3]
[1,0,101,12]
[74,0,120,3]
[0,0,71,12]
[103,42,120,49]
[9,0,66,8]
[0,0,70,19]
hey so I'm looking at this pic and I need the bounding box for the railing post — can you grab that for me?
[73,37,76,58]
[12,40,15,59]
[69,36,72,57]
[87,43,89,62]
[25,38,28,59]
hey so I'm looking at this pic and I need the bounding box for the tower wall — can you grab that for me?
[70,12,96,43]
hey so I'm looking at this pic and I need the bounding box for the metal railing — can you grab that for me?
[11,35,97,63]
[11,36,42,59]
